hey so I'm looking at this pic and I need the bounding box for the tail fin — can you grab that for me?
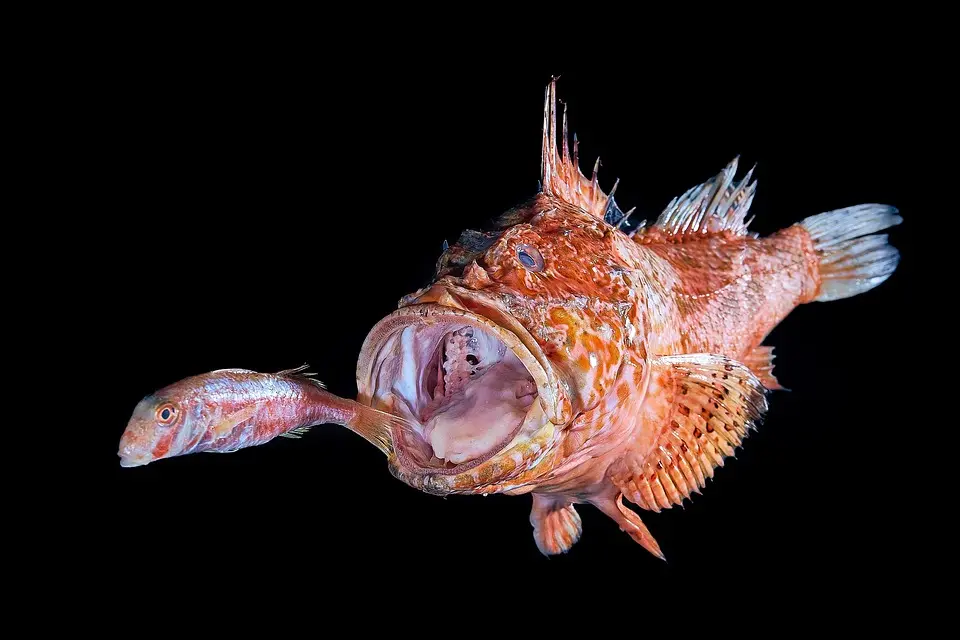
[350,404,419,455]
[801,204,903,302]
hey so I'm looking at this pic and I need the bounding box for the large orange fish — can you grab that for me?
[119,79,901,558]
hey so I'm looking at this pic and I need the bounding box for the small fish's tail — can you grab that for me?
[350,404,419,455]
[801,204,903,302]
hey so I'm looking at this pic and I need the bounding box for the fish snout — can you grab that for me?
[118,440,151,467]
[118,421,154,468]
[118,453,150,467]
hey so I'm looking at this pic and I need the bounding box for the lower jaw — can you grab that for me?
[392,416,527,476]
[118,456,149,468]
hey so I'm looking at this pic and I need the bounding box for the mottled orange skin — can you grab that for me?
[637,226,820,357]
[380,193,821,555]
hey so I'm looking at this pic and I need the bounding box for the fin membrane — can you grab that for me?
[743,345,784,391]
[540,78,632,227]
[649,156,757,238]
[801,204,902,302]
[279,426,313,440]
[530,495,583,556]
[591,494,664,560]
[607,353,768,512]
[276,363,327,389]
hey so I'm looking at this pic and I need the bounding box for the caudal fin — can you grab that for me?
[801,204,903,302]
[350,404,419,455]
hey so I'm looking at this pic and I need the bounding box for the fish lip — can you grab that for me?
[357,297,565,477]
[118,452,150,468]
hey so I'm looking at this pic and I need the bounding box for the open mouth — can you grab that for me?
[358,304,553,475]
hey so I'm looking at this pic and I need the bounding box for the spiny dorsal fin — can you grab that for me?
[607,353,768,512]
[276,364,327,389]
[540,78,632,228]
[649,157,758,238]
[276,363,311,376]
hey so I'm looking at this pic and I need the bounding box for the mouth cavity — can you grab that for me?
[365,314,544,474]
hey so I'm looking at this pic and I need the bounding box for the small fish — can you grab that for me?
[118,366,413,467]
[120,79,901,559]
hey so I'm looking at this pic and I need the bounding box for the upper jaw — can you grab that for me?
[117,421,153,467]
[356,287,570,478]
[118,453,150,467]
[361,283,572,422]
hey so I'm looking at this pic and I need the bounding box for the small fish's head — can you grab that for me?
[118,378,211,467]
[358,195,641,494]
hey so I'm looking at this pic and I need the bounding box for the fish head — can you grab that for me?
[357,195,644,495]
[118,372,241,467]
[119,393,195,467]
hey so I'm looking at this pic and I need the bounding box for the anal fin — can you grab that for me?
[743,345,785,391]
[592,494,665,560]
[279,425,313,439]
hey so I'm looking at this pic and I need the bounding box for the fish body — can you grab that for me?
[118,367,411,467]
[355,80,900,556]
[120,79,901,558]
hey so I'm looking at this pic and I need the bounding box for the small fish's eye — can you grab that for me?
[156,403,177,424]
[517,244,544,272]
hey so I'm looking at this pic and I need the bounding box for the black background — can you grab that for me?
[76,28,929,614]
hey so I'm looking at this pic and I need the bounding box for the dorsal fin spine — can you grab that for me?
[540,79,636,228]
[648,157,759,240]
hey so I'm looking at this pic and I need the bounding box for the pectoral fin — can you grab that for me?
[213,404,259,439]
[607,353,769,512]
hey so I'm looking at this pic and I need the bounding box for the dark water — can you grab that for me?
[72,42,926,620]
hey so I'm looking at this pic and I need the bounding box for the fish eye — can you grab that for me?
[517,244,544,272]
[156,403,177,424]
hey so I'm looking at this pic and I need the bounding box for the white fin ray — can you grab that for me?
[540,79,633,227]
[801,204,903,301]
[653,157,758,237]
[276,363,327,389]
